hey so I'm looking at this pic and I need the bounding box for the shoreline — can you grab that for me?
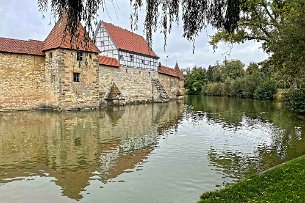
[199,155,305,202]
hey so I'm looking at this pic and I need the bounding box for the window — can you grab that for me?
[130,54,133,62]
[120,55,124,60]
[142,60,145,64]
[49,52,53,59]
[73,72,80,82]
[77,52,83,61]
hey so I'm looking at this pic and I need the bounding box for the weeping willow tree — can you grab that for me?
[37,0,242,46]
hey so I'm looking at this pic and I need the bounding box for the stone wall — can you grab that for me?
[0,53,50,110]
[0,50,184,111]
[158,73,181,98]
[45,49,100,110]
[99,65,159,105]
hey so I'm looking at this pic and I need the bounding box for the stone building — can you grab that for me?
[0,16,184,111]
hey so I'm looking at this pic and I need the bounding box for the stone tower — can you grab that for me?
[43,16,100,110]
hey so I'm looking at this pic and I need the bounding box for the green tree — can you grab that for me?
[207,64,223,83]
[246,63,259,75]
[269,0,305,88]
[210,0,305,87]
[184,67,208,95]
[222,60,245,81]
[209,0,285,50]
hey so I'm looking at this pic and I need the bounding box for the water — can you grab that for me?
[0,96,305,203]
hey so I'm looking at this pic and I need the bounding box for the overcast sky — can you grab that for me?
[0,0,268,69]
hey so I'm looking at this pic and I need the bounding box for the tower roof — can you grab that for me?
[43,16,99,53]
[101,21,159,59]
[158,63,184,80]
[174,63,184,80]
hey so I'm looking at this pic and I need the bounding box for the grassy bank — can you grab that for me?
[199,155,305,203]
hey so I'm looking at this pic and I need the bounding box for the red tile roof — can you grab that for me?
[102,22,159,59]
[99,56,120,67]
[158,63,184,80]
[0,37,44,56]
[43,16,100,53]
[158,65,178,78]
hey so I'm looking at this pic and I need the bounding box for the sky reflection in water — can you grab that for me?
[0,96,304,203]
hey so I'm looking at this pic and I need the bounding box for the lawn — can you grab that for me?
[199,155,305,203]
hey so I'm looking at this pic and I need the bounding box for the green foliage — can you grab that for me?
[230,78,244,98]
[207,65,222,83]
[210,0,305,88]
[222,60,245,81]
[200,155,305,202]
[184,67,208,95]
[246,62,259,75]
[38,0,242,48]
[284,89,305,113]
[254,80,277,100]
[187,59,276,100]
[202,63,263,99]
[269,0,305,87]
[204,83,225,96]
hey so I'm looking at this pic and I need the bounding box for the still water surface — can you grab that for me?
[0,96,305,203]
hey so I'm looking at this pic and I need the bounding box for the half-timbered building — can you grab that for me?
[94,21,159,70]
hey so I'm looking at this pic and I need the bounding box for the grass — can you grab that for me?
[199,155,305,203]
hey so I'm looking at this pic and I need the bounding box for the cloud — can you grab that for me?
[0,0,268,68]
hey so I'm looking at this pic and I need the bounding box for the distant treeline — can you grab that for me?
[184,59,278,100]
[184,59,305,113]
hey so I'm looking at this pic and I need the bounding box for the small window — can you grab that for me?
[119,55,124,60]
[130,54,133,62]
[142,60,145,64]
[77,52,83,61]
[73,72,80,82]
[49,52,53,58]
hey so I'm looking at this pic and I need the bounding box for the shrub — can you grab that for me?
[204,83,225,96]
[230,79,244,97]
[241,74,262,98]
[284,88,305,113]
[254,80,277,100]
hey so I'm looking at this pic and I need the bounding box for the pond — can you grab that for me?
[0,96,305,203]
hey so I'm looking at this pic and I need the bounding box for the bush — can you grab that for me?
[224,79,233,96]
[254,80,277,100]
[284,88,305,113]
[241,74,261,98]
[230,79,244,97]
[204,83,225,96]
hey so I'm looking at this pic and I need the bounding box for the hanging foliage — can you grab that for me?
[38,0,242,46]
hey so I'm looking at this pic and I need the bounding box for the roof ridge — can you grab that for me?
[101,21,159,58]
[0,36,43,43]
[102,21,143,38]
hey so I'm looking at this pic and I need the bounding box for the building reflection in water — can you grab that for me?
[0,101,184,201]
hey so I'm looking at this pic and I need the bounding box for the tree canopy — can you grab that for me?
[38,0,242,45]
[210,0,305,87]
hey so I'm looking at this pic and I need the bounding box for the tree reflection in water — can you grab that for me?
[186,96,305,180]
